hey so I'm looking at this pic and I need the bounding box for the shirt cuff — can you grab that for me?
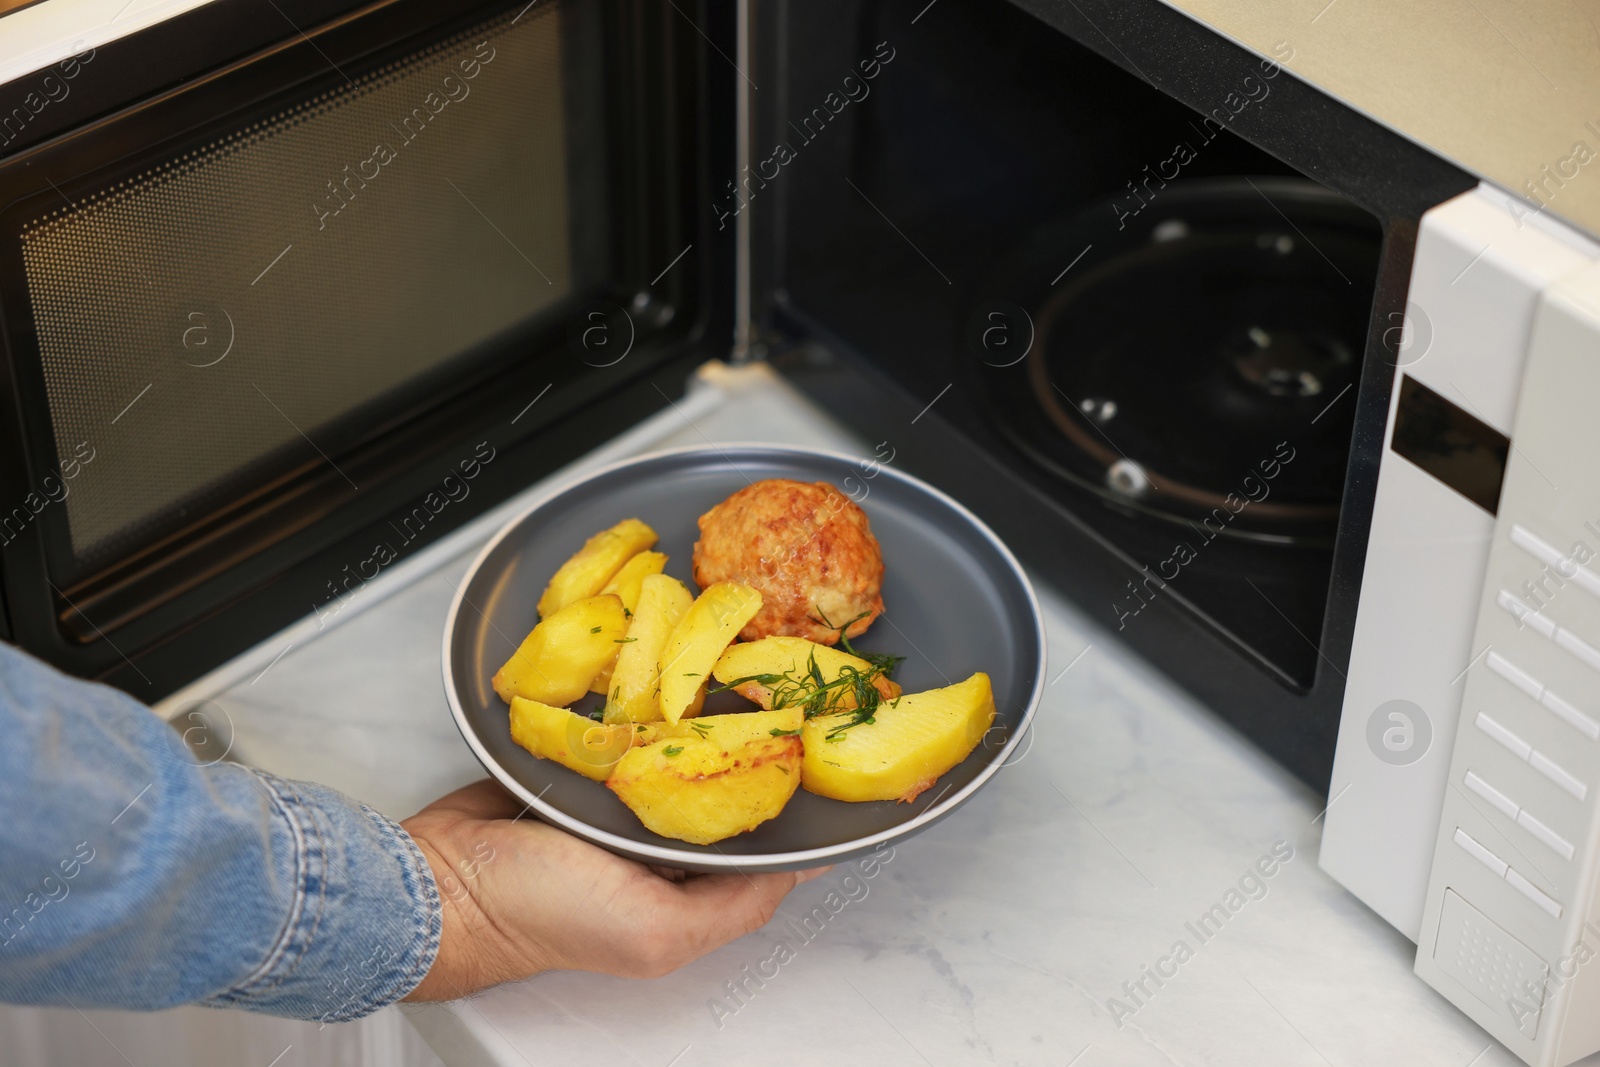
[201,770,443,1022]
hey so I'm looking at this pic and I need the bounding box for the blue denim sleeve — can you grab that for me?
[0,642,442,1021]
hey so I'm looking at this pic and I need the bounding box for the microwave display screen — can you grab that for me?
[15,2,596,576]
[1389,374,1509,515]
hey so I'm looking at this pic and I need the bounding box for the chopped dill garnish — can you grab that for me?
[663,745,684,757]
[825,708,875,741]
[709,610,902,739]
[690,722,713,737]
[715,653,884,723]
[615,637,637,644]
[589,626,602,634]
[770,727,802,736]
[818,608,906,675]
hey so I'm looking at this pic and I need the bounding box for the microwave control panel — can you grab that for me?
[1416,258,1600,1067]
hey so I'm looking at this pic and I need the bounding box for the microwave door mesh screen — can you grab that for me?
[18,3,576,576]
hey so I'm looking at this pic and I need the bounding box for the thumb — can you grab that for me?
[414,778,525,821]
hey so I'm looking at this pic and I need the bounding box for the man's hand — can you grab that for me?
[400,779,826,1001]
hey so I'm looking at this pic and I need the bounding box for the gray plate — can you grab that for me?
[442,444,1046,872]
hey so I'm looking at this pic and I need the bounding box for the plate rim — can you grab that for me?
[441,441,1048,868]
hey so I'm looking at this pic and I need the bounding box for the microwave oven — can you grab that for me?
[1,1,1597,1063]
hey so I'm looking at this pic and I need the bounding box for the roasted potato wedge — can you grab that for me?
[599,550,668,613]
[604,574,695,724]
[657,581,763,724]
[634,706,803,747]
[802,672,995,803]
[492,595,629,706]
[538,519,657,618]
[712,636,901,711]
[509,697,634,781]
[596,655,706,704]
[588,550,673,695]
[607,735,802,844]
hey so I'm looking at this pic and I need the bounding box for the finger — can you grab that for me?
[670,865,830,914]
[676,864,829,887]
[657,869,809,960]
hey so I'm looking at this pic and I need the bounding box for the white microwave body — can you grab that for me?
[1323,184,1600,1067]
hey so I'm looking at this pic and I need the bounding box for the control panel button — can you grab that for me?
[1498,590,1600,674]
[1477,713,1534,761]
[1540,688,1600,740]
[1499,590,1558,639]
[1516,809,1576,861]
[1474,714,1588,800]
[1505,868,1563,918]
[1529,751,1587,799]
[1555,628,1600,673]
[1454,827,1510,877]
[1460,770,1576,861]
[1464,770,1520,819]
[1486,650,1543,700]
[1510,524,1600,601]
[1453,829,1566,918]
[1484,651,1600,738]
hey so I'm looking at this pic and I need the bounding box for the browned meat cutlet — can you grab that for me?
[692,479,884,644]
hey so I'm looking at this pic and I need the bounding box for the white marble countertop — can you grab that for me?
[199,362,1538,1067]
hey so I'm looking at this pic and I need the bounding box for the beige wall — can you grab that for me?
[1165,0,1600,238]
